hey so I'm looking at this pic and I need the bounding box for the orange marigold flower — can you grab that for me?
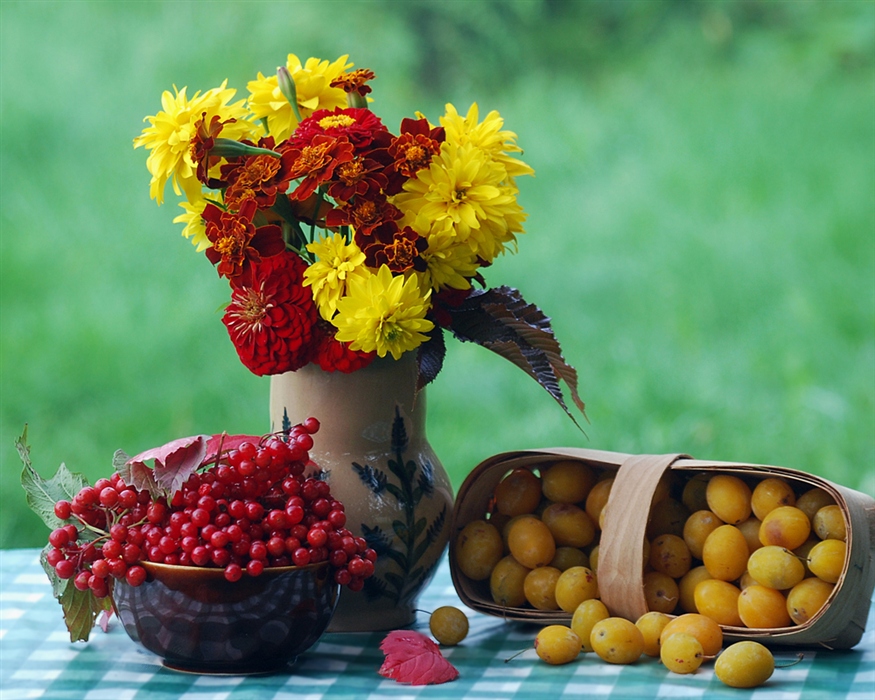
[326,193,402,234]
[330,68,376,96]
[203,199,284,279]
[221,137,296,210]
[286,135,355,201]
[358,222,427,274]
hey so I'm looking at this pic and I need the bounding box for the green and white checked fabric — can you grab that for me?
[1,548,872,700]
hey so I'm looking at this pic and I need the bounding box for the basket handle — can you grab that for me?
[598,452,690,620]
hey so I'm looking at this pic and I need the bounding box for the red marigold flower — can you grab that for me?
[326,154,388,203]
[329,69,376,97]
[222,252,318,376]
[190,112,238,187]
[310,321,375,373]
[357,222,428,274]
[292,107,388,150]
[325,193,401,234]
[285,134,355,201]
[203,199,285,279]
[218,140,295,211]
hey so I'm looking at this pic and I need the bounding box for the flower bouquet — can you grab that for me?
[134,53,585,425]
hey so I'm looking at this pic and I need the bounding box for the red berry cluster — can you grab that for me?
[46,418,377,595]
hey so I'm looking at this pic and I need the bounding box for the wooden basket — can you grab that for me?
[449,447,875,649]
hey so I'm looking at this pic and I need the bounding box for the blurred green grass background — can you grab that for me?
[2,0,873,549]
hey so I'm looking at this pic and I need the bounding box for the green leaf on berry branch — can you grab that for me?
[58,577,113,642]
[446,287,587,430]
[17,427,91,530]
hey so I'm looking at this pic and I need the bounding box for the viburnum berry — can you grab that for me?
[54,559,76,579]
[54,500,72,520]
[126,565,146,586]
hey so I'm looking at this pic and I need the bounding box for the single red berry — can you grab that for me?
[302,417,320,435]
[347,577,364,592]
[122,543,142,564]
[334,568,351,586]
[239,441,258,460]
[267,536,286,557]
[54,559,76,579]
[307,527,328,548]
[210,547,231,568]
[101,540,122,559]
[223,563,243,582]
[91,559,110,579]
[125,565,147,586]
[54,500,72,520]
[295,433,314,452]
[249,540,267,560]
[191,546,210,566]
[117,489,138,509]
[46,548,66,567]
[109,524,128,542]
[246,559,264,577]
[48,528,70,549]
[292,547,311,567]
[74,570,92,591]
[146,502,167,524]
[108,558,127,578]
[99,487,119,508]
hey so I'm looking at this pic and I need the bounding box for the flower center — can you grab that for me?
[319,114,357,130]
[337,159,364,184]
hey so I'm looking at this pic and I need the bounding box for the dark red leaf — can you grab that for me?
[126,435,209,496]
[378,630,459,685]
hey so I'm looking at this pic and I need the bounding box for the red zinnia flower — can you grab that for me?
[310,321,375,373]
[292,107,388,150]
[222,252,318,376]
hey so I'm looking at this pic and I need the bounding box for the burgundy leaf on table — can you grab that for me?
[378,630,459,685]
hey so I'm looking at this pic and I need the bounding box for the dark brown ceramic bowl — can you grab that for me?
[112,560,338,674]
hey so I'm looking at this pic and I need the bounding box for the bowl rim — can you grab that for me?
[138,559,331,579]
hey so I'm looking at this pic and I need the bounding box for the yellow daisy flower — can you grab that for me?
[394,142,525,262]
[332,265,434,360]
[247,54,352,142]
[410,218,479,292]
[441,103,535,179]
[303,233,367,321]
[133,81,256,205]
[172,195,211,252]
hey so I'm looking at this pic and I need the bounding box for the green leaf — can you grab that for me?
[39,544,69,599]
[58,580,111,642]
[17,428,90,531]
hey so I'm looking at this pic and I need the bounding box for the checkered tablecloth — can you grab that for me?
[1,548,872,699]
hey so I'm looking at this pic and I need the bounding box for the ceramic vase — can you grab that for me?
[269,353,454,632]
